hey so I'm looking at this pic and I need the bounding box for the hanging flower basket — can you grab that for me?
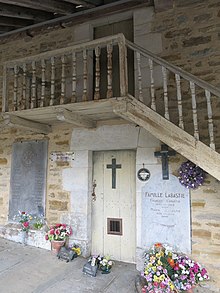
[178,161,205,189]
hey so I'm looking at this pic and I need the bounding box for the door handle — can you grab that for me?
[92,180,97,202]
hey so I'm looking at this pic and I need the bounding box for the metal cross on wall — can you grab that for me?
[154,144,176,180]
[106,158,121,189]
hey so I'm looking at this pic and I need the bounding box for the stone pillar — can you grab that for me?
[62,150,92,257]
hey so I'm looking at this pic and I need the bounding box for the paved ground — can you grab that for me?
[0,238,138,293]
[0,238,215,293]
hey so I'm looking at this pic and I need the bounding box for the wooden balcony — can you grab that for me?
[2,34,129,133]
[2,33,220,180]
[2,33,220,151]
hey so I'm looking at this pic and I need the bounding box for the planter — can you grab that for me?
[51,240,65,254]
[20,230,28,245]
[100,265,111,274]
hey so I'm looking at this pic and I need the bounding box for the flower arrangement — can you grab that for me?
[13,211,32,232]
[141,243,209,293]
[70,244,81,256]
[178,161,205,189]
[32,215,45,230]
[88,255,114,273]
[99,255,113,272]
[45,223,72,241]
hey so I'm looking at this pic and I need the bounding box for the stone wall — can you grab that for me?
[169,156,220,292]
[151,0,220,150]
[0,125,73,226]
[0,2,220,291]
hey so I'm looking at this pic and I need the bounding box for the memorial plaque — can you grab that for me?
[9,140,48,220]
[142,174,191,253]
[83,263,98,277]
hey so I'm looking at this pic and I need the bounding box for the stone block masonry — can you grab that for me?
[0,2,219,291]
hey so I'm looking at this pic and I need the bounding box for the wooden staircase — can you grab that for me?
[2,33,220,180]
[112,95,220,181]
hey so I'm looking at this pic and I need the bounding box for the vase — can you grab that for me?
[100,266,111,274]
[20,230,28,245]
[51,240,65,254]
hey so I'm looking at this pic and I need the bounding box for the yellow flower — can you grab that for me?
[152,266,157,272]
[157,260,162,265]
[159,274,165,281]
[169,282,174,290]
[153,275,159,282]
[72,247,81,255]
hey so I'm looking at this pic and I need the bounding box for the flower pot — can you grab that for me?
[51,240,65,254]
[100,266,111,274]
[20,230,28,245]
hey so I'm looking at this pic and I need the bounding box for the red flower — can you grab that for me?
[154,243,162,248]
[55,229,60,235]
[45,234,49,240]
[21,212,26,214]
[56,223,61,227]
[174,263,180,271]
[168,258,175,268]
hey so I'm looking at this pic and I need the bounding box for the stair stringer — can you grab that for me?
[112,95,220,182]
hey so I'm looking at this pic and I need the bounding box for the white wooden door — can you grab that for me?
[92,150,136,263]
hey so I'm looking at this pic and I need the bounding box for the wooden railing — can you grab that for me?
[3,33,220,151]
[2,34,128,112]
[126,40,220,151]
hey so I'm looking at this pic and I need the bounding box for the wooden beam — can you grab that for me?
[2,114,51,134]
[63,0,95,8]
[0,26,15,33]
[0,3,55,21]
[0,0,76,14]
[113,96,220,181]
[0,16,33,27]
[56,108,96,128]
[0,0,153,39]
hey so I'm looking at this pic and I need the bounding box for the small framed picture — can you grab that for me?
[137,168,150,182]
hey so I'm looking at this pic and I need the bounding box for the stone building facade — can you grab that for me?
[0,0,219,291]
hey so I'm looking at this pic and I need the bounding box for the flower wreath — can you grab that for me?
[178,161,205,189]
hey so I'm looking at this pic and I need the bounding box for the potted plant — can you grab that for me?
[86,255,114,274]
[13,211,32,244]
[45,223,72,254]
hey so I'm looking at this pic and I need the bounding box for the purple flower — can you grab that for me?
[178,161,205,189]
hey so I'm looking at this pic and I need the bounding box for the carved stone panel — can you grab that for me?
[9,140,48,219]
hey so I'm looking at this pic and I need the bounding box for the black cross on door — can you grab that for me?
[154,144,176,180]
[106,158,121,189]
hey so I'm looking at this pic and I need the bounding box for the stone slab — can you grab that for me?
[141,174,191,253]
[9,140,48,219]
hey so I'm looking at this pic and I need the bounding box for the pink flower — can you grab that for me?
[23,221,29,228]
[45,234,49,240]
[201,268,207,277]
[49,229,55,235]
